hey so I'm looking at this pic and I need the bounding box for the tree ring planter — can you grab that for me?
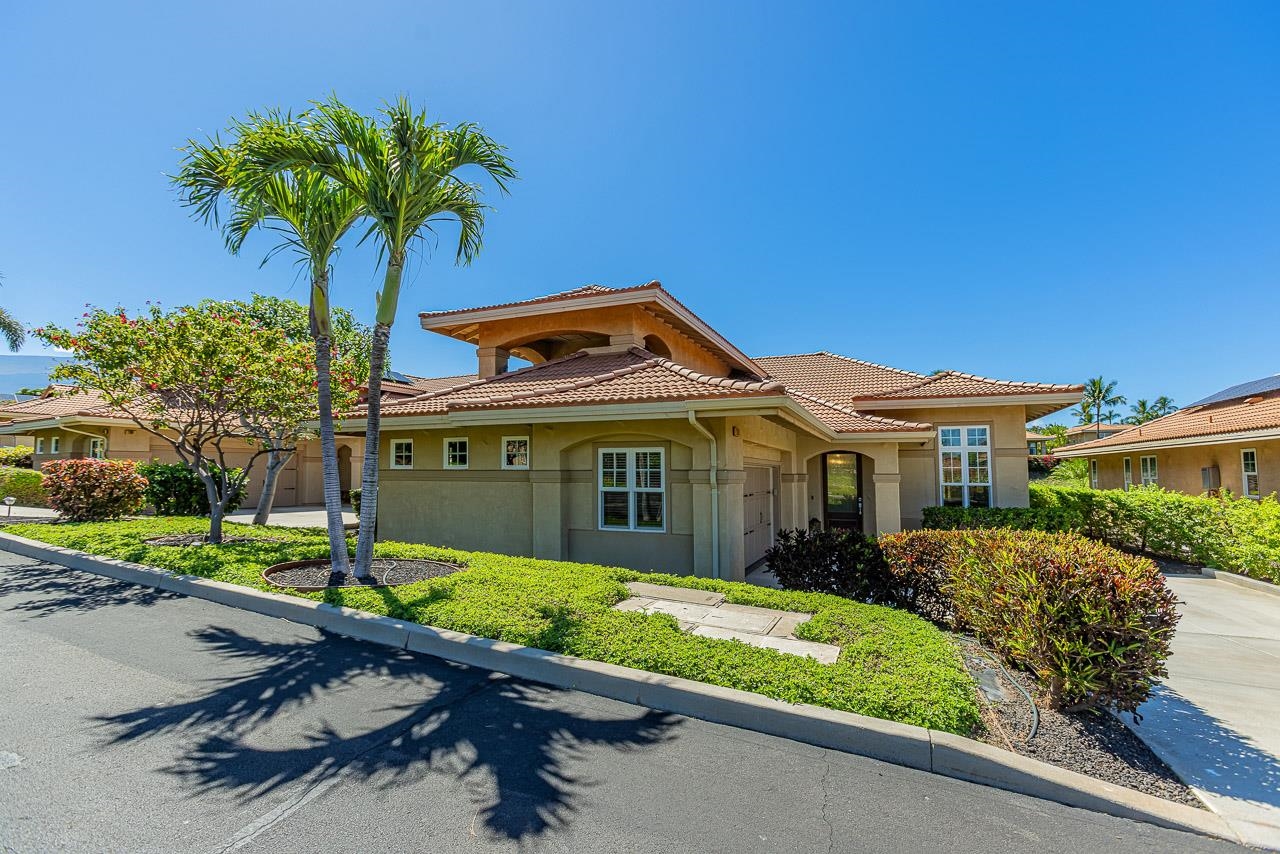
[145,534,285,547]
[261,558,463,591]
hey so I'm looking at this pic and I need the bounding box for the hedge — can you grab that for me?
[881,528,1179,714]
[923,483,1280,584]
[136,461,245,516]
[0,466,47,507]
[41,459,148,521]
[4,517,981,735]
[0,445,34,468]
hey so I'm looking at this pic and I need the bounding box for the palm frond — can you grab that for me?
[0,306,25,352]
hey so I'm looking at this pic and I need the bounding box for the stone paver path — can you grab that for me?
[614,581,839,664]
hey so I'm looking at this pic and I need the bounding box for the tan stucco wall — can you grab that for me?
[26,425,358,509]
[1085,437,1280,497]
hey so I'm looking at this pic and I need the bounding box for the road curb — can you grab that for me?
[0,531,1241,846]
[1202,566,1280,599]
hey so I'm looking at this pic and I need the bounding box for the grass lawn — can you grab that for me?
[4,517,980,734]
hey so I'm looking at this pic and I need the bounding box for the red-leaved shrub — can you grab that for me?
[881,528,1179,714]
[41,459,148,522]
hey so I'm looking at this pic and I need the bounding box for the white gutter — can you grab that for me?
[1054,426,1280,457]
[686,411,720,580]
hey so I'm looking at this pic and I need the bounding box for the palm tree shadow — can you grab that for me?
[0,560,179,618]
[92,625,680,842]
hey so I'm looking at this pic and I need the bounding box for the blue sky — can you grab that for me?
[2,1,1277,422]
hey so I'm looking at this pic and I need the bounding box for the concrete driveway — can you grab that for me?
[0,551,1238,853]
[1123,574,1280,849]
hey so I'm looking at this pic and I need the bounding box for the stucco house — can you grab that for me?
[341,282,1081,580]
[0,384,365,508]
[1062,422,1128,445]
[1056,375,1280,498]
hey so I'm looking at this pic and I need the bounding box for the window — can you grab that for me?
[35,438,44,454]
[599,447,665,531]
[1140,455,1158,485]
[1242,449,1260,498]
[1090,459,1099,489]
[502,436,529,470]
[390,439,413,469]
[88,438,105,459]
[443,438,468,469]
[49,437,60,454]
[939,426,991,508]
[1123,457,1132,490]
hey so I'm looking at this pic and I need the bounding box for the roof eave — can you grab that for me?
[1055,426,1280,457]
[852,392,1082,413]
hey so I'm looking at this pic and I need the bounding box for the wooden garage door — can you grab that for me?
[743,466,775,568]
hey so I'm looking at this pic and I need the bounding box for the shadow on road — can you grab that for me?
[0,560,180,617]
[93,625,681,842]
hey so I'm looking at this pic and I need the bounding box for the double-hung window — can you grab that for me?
[939,426,991,508]
[1242,449,1260,498]
[88,438,105,459]
[599,448,665,531]
[1090,459,1099,489]
[49,437,60,454]
[1140,455,1158,486]
[390,439,413,469]
[443,438,468,469]
[35,438,44,454]
[1122,457,1132,490]
[502,436,529,470]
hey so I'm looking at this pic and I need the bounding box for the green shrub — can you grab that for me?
[4,517,981,734]
[882,528,1179,714]
[350,488,361,514]
[765,527,899,604]
[41,459,148,521]
[136,461,244,516]
[0,465,47,507]
[922,504,1075,532]
[0,445,34,468]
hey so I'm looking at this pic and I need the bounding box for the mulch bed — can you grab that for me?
[144,534,285,547]
[956,635,1202,808]
[263,558,462,591]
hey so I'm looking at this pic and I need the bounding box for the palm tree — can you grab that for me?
[244,96,516,577]
[173,130,362,572]
[1126,399,1155,424]
[1151,395,1178,418]
[1082,376,1126,438]
[0,275,25,351]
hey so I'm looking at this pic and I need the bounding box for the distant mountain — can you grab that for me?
[0,354,71,395]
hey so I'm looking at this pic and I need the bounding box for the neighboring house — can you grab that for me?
[1055,374,1280,497]
[0,384,366,508]
[1063,422,1129,445]
[1027,431,1053,456]
[341,282,1081,580]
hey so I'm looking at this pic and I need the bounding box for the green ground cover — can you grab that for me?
[5,517,979,734]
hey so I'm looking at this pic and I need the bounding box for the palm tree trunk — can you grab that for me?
[251,446,292,525]
[352,321,390,576]
[315,333,351,573]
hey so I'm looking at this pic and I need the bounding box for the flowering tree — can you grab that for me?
[35,301,359,543]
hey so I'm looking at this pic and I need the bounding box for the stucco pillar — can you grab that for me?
[530,469,564,560]
[476,346,509,378]
[608,333,645,349]
[780,471,807,532]
[872,473,903,534]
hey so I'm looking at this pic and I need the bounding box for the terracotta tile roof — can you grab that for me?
[786,391,933,433]
[1062,390,1280,453]
[419,283,653,319]
[367,348,787,416]
[399,373,478,392]
[0,387,109,421]
[851,370,1081,402]
[1065,422,1128,436]
[754,352,927,398]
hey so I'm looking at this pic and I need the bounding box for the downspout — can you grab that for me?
[687,411,720,580]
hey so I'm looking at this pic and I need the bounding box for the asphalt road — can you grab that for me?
[0,551,1240,854]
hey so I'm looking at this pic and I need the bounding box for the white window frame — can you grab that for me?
[88,437,106,459]
[443,437,469,470]
[1122,457,1132,490]
[1090,459,1099,489]
[598,447,666,533]
[35,437,44,454]
[390,439,414,470]
[49,436,60,454]
[1242,449,1260,498]
[938,426,993,508]
[1140,455,1158,486]
[501,436,530,470]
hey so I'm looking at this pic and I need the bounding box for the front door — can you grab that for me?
[824,453,863,532]
[743,466,775,568]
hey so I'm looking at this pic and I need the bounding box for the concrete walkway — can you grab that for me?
[614,581,840,663]
[1122,574,1280,849]
[227,505,358,529]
